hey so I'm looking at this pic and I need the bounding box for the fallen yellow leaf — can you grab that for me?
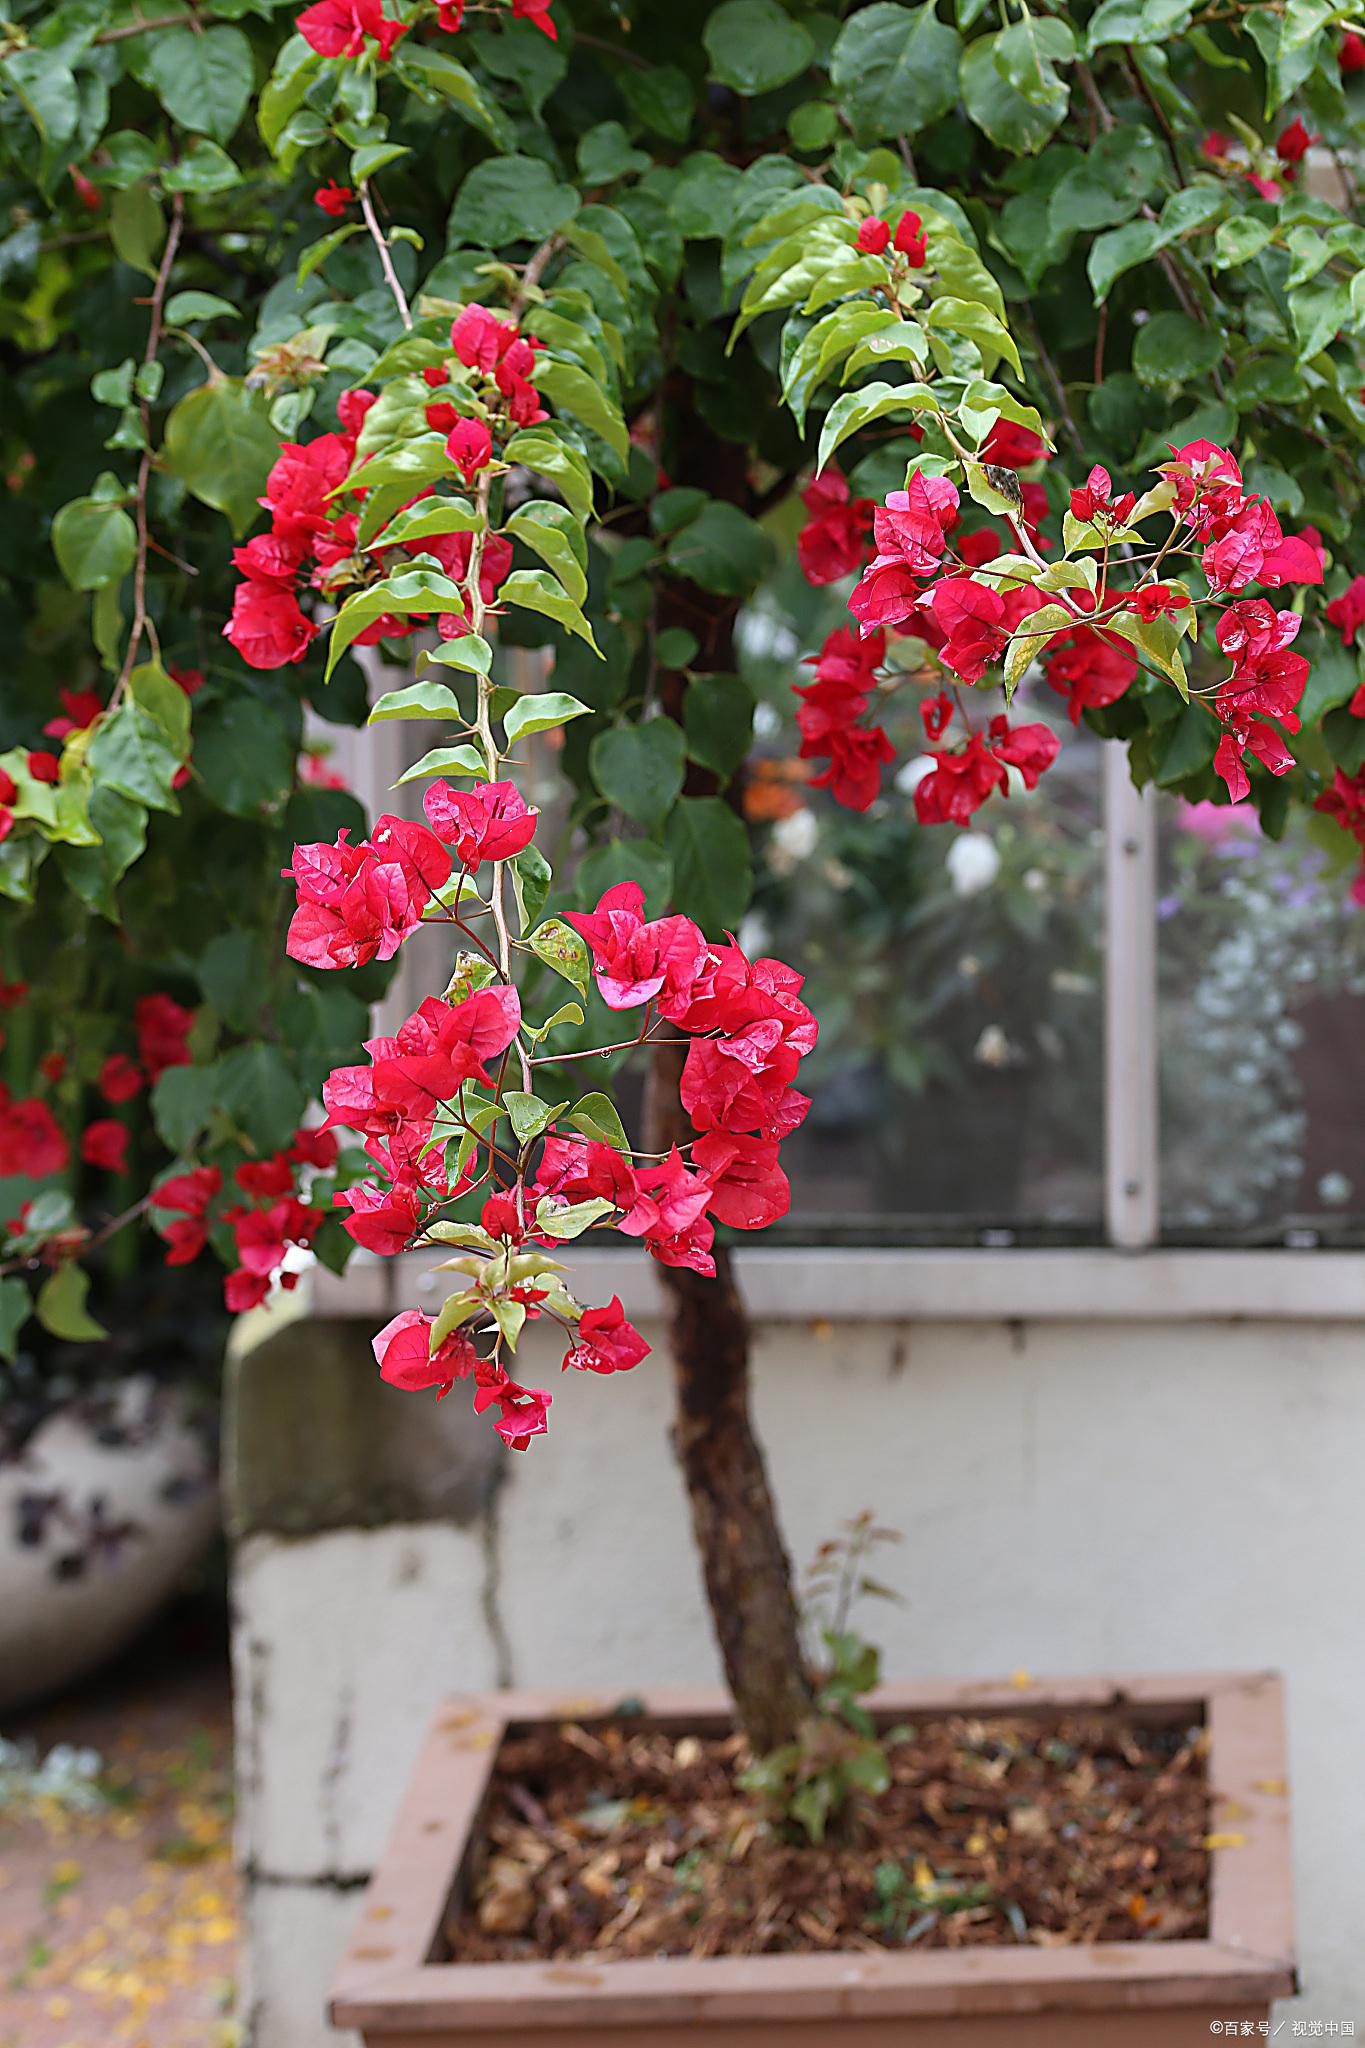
[1202,1832,1247,1850]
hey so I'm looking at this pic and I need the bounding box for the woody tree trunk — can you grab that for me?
[646,395,815,1755]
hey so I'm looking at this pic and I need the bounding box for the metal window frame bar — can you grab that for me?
[1103,746,1160,1248]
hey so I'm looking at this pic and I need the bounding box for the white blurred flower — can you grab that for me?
[895,753,935,794]
[768,807,818,873]
[738,913,771,956]
[973,1025,1013,1069]
[945,832,1000,897]
[1022,867,1048,896]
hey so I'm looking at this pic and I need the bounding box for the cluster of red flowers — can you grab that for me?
[288,756,816,1449]
[793,422,1056,814]
[797,433,1328,826]
[151,1124,339,1310]
[297,0,554,66]
[562,881,817,1255]
[225,306,543,672]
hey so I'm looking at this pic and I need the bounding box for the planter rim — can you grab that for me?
[330,1671,1296,2033]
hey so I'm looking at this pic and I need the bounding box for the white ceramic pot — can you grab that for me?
[0,1375,218,1712]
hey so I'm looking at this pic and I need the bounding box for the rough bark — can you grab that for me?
[645,1043,815,1757]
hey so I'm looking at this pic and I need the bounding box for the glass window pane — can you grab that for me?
[742,576,1106,1245]
[1158,797,1365,1243]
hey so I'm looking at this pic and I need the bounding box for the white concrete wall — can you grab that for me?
[234,1308,1365,2046]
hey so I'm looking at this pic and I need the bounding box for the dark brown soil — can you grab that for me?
[444,1706,1210,1962]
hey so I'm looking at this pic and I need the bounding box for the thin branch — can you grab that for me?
[359,182,413,332]
[112,190,185,707]
[94,9,203,42]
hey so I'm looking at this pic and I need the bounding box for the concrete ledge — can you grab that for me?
[226,1315,498,1540]
[309,1247,1365,1327]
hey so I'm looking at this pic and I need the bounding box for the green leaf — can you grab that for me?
[147,25,254,144]
[961,27,1071,153]
[528,918,591,994]
[367,496,480,552]
[369,680,466,723]
[193,695,294,814]
[503,1091,565,1144]
[924,296,1023,379]
[534,1195,616,1240]
[567,1092,629,1153]
[502,431,595,524]
[817,380,940,472]
[684,674,755,777]
[504,500,589,604]
[163,381,280,540]
[500,569,601,652]
[665,796,752,932]
[1002,602,1073,698]
[533,358,629,468]
[1292,281,1351,363]
[590,720,686,829]
[6,48,78,187]
[88,701,180,814]
[510,842,552,932]
[577,120,650,184]
[162,140,241,194]
[297,222,363,286]
[51,496,136,592]
[166,289,240,325]
[1132,312,1223,387]
[395,44,510,143]
[1087,218,1164,303]
[663,501,774,596]
[830,2,964,142]
[577,838,674,916]
[351,141,410,181]
[217,1044,308,1153]
[35,1264,108,1343]
[1211,217,1277,272]
[451,153,580,248]
[422,636,495,676]
[55,785,147,920]
[618,62,693,143]
[504,692,591,745]
[109,183,164,278]
[394,744,488,784]
[704,0,814,94]
[0,1277,30,1364]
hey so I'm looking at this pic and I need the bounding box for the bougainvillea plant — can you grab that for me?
[7,0,1365,1775]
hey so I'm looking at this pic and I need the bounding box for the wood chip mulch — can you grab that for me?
[444,1705,1210,1962]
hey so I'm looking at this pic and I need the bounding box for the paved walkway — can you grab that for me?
[0,1604,238,2048]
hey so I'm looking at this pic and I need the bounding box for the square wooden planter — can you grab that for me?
[330,1672,1295,2047]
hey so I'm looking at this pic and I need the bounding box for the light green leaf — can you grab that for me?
[502,430,595,524]
[528,918,591,993]
[504,499,589,604]
[499,568,601,652]
[369,681,467,723]
[567,1092,629,1152]
[817,380,941,472]
[35,1264,108,1343]
[393,744,488,784]
[504,692,591,744]
[533,358,629,468]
